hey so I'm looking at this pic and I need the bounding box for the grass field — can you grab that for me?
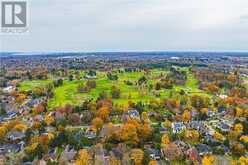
[18,68,209,109]
[244,77,248,88]
[47,70,160,109]
[19,79,53,91]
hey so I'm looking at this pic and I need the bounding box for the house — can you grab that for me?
[3,111,17,120]
[196,144,212,156]
[26,98,43,107]
[3,86,15,93]
[99,124,121,138]
[218,94,228,99]
[218,122,231,132]
[59,145,76,163]
[147,148,161,160]
[127,109,140,119]
[207,109,215,117]
[111,148,123,160]
[6,131,25,141]
[85,128,96,139]
[186,147,201,163]
[172,122,186,134]
[188,121,207,133]
[0,144,21,155]
[204,133,221,146]
[191,110,199,119]
[21,162,32,165]
[216,120,233,132]
[159,127,169,134]
[174,140,190,154]
[218,106,226,113]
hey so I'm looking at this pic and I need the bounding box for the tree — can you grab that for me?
[161,134,170,145]
[120,123,139,146]
[182,110,191,122]
[111,86,121,99]
[15,93,27,103]
[13,123,28,132]
[32,87,46,97]
[34,104,45,114]
[69,75,74,81]
[142,123,152,141]
[148,160,158,165]
[213,132,224,142]
[68,113,81,125]
[86,80,96,89]
[109,155,121,165]
[161,143,183,160]
[97,106,110,121]
[234,123,243,134]
[228,131,239,141]
[202,155,215,165]
[191,95,210,109]
[107,72,118,81]
[163,120,172,128]
[185,130,200,141]
[44,115,55,125]
[92,117,103,131]
[231,143,245,156]
[141,112,148,122]
[75,149,90,165]
[76,72,81,80]
[0,126,7,139]
[240,135,248,143]
[131,149,144,165]
[77,83,89,93]
[236,107,243,117]
[239,156,248,165]
[138,76,147,85]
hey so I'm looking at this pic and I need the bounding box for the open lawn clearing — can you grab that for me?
[19,79,53,91]
[47,70,167,109]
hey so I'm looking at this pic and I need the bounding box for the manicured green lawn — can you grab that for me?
[244,77,248,89]
[47,70,168,109]
[48,80,88,109]
[19,79,53,91]
[20,68,210,110]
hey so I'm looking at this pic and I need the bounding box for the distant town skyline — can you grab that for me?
[1,0,248,52]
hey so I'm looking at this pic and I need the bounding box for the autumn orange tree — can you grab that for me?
[92,117,103,132]
[131,149,144,165]
[213,132,225,142]
[234,123,243,134]
[97,106,110,121]
[202,155,215,165]
[0,126,7,140]
[185,130,200,141]
[161,133,170,145]
[75,149,90,165]
[239,156,248,165]
[120,123,139,146]
[33,104,45,114]
[44,115,55,125]
[231,143,246,156]
[142,122,152,141]
[240,135,248,143]
[13,123,28,132]
[109,155,121,165]
[182,110,191,122]
[148,160,158,165]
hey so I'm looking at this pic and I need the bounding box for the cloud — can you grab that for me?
[1,0,248,52]
[240,15,248,20]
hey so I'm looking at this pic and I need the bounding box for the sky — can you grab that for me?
[1,0,248,52]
